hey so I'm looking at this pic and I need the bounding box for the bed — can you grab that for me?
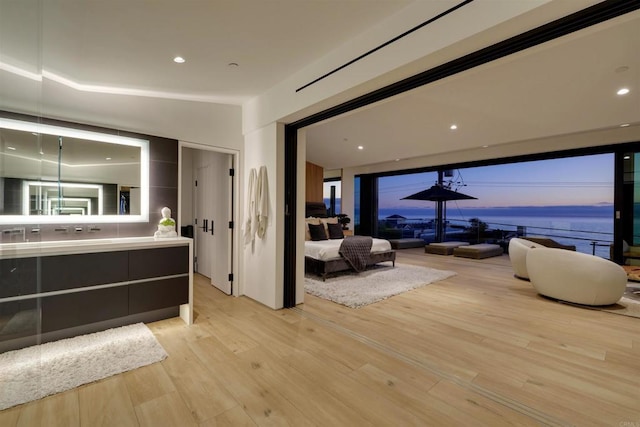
[305,237,396,280]
[303,202,395,279]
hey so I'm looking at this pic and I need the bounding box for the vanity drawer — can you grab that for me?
[129,276,188,314]
[128,246,189,279]
[40,286,129,333]
[0,257,38,298]
[0,299,39,338]
[40,251,129,292]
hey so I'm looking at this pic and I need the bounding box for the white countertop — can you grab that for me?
[0,236,192,259]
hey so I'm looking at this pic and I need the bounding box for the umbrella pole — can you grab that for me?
[443,201,447,240]
[436,170,444,243]
[436,200,443,242]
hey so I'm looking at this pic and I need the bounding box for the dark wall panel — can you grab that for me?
[1,178,22,215]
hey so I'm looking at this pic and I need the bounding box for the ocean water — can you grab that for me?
[375,205,614,258]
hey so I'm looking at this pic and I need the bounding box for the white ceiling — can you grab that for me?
[1,1,638,172]
[29,0,412,104]
[305,9,640,170]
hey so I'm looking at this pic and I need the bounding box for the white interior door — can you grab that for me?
[194,151,232,294]
[195,164,212,279]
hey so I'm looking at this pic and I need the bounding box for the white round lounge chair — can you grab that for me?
[508,237,545,280]
[526,247,627,306]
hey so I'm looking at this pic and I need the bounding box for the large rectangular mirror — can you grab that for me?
[0,117,149,224]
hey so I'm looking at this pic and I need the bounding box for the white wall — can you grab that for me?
[242,122,284,309]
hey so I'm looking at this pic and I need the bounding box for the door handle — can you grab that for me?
[210,219,214,235]
[200,219,208,232]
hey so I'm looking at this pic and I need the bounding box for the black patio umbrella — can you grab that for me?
[402,185,477,242]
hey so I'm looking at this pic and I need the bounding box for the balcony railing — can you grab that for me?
[375,217,613,259]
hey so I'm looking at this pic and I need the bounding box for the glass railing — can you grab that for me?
[376,217,613,259]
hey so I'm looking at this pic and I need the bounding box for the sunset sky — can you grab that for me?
[377,153,614,209]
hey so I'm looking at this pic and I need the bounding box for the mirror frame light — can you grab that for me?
[0,117,149,224]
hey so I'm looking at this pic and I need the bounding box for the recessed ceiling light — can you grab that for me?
[228,62,239,68]
[482,145,489,148]
[173,56,186,64]
[617,87,630,95]
[7,146,16,150]
[105,157,112,160]
[450,124,458,130]
[357,146,364,150]
[620,123,631,127]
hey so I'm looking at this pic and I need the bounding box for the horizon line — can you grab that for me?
[370,203,614,210]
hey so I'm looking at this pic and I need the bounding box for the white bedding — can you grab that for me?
[304,238,392,261]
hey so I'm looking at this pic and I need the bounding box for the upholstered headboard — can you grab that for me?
[305,202,328,218]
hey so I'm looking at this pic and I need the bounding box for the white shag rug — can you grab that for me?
[0,323,167,410]
[305,264,456,308]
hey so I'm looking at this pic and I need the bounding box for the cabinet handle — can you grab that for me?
[210,220,214,235]
[200,219,208,232]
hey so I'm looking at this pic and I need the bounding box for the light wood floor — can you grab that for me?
[1,249,639,426]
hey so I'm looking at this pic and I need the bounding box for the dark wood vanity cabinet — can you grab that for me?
[0,241,190,351]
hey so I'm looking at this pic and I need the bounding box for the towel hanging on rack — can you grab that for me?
[244,166,269,244]
[243,167,258,245]
[256,166,269,239]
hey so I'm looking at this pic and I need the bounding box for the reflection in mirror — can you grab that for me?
[24,181,103,215]
[0,117,149,224]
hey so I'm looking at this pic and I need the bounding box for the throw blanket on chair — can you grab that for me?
[339,236,373,272]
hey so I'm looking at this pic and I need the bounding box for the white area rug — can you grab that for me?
[305,264,456,308]
[0,323,167,410]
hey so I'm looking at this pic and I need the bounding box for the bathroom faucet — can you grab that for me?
[2,227,26,243]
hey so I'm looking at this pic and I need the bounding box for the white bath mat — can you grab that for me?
[0,323,167,410]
